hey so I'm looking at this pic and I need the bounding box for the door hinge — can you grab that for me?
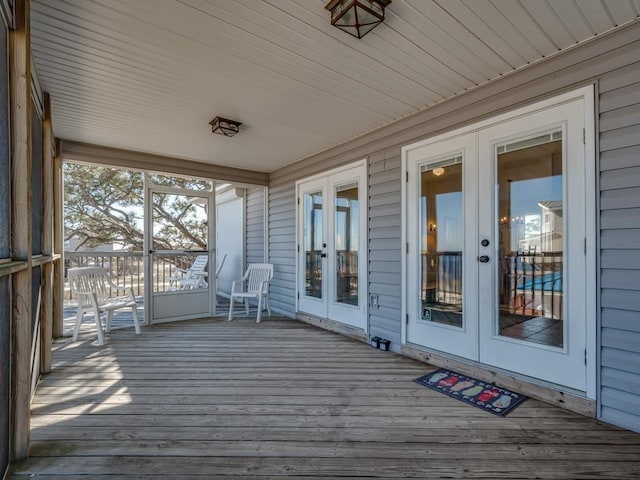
[585,349,587,365]
[406,313,409,325]
[406,242,409,254]
[406,171,409,182]
[582,128,586,145]
[584,238,587,255]
[297,244,300,253]
[297,292,300,300]
[297,197,300,205]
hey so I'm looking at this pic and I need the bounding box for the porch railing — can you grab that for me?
[64,251,210,299]
[421,251,563,320]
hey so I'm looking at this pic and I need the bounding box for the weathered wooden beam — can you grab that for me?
[9,0,32,461]
[52,137,63,339]
[40,92,53,374]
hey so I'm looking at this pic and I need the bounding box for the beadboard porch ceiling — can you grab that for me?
[31,0,640,172]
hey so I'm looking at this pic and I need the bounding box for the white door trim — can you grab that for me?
[401,86,596,398]
[295,160,368,331]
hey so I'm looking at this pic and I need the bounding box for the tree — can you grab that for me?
[64,163,208,251]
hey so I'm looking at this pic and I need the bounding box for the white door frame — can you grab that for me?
[144,178,216,325]
[295,160,368,331]
[401,86,596,398]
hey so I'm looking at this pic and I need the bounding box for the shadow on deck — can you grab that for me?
[11,317,640,479]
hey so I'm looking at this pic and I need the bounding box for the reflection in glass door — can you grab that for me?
[304,190,324,300]
[420,157,463,328]
[495,132,564,348]
[297,162,367,330]
[335,182,359,306]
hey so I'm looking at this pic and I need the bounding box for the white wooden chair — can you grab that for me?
[68,267,141,346]
[228,263,273,323]
[168,255,208,290]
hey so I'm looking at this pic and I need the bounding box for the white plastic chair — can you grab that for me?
[68,267,141,346]
[168,255,208,290]
[227,263,273,323]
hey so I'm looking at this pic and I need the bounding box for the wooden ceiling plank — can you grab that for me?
[182,0,439,107]
[519,0,576,48]
[400,0,509,78]
[384,10,488,84]
[576,0,616,32]
[33,45,380,128]
[269,0,470,93]
[436,0,525,68]
[547,0,594,41]
[32,30,396,129]
[73,0,413,116]
[462,0,541,61]
[490,0,558,56]
[34,1,408,116]
[603,0,638,25]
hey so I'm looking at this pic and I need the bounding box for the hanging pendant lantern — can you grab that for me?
[325,0,391,39]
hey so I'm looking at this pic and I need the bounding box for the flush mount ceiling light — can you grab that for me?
[209,116,242,137]
[325,0,391,39]
[432,167,445,176]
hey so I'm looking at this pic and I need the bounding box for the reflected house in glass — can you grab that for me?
[539,200,564,253]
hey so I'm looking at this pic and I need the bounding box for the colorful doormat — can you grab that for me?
[414,368,528,417]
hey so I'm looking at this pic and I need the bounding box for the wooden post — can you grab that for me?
[52,137,63,339]
[9,0,32,461]
[40,92,53,374]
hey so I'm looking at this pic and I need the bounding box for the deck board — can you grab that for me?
[10,317,640,479]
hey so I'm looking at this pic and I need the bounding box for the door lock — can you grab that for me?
[481,239,490,247]
[320,253,327,258]
[477,255,490,263]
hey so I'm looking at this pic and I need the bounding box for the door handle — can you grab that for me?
[477,255,490,263]
[320,253,327,258]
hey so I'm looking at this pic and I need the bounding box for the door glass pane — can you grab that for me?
[420,157,463,327]
[496,133,564,348]
[152,192,208,292]
[335,182,358,306]
[303,191,323,298]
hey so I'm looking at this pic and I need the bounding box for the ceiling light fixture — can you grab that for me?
[432,167,445,176]
[325,0,391,39]
[209,116,242,137]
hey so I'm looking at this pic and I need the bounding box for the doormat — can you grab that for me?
[414,368,528,417]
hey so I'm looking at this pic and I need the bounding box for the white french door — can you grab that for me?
[405,132,479,360]
[297,162,367,331]
[404,88,594,394]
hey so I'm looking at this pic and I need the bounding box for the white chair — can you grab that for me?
[168,255,208,290]
[68,267,141,346]
[228,263,274,323]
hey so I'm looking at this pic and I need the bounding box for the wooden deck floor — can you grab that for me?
[10,317,640,479]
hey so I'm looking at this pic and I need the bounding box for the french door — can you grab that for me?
[405,89,594,393]
[297,162,367,330]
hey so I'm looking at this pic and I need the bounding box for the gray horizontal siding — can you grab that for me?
[368,152,402,350]
[268,182,296,317]
[245,187,266,266]
[598,58,640,433]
